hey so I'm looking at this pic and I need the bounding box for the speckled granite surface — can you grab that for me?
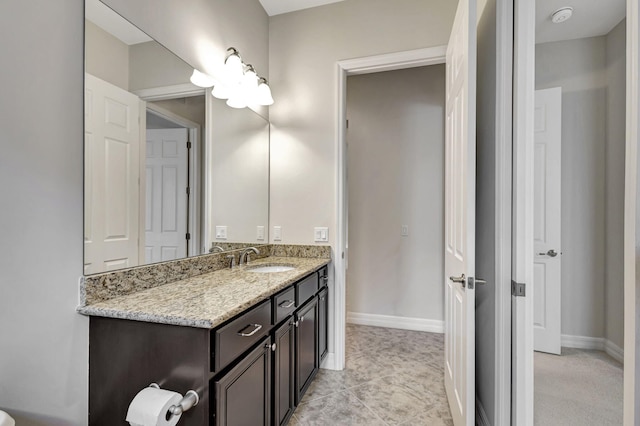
[82,244,330,305]
[78,256,330,329]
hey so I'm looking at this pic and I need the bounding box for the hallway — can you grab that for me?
[290,324,452,425]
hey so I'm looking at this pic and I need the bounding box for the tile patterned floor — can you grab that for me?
[289,324,453,426]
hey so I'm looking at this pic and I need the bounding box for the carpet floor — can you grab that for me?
[534,348,623,425]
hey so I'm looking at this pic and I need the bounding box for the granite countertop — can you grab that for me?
[77,257,330,329]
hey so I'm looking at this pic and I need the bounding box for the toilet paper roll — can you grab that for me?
[126,387,183,426]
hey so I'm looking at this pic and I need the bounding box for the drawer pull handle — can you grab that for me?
[238,323,262,337]
[279,300,295,309]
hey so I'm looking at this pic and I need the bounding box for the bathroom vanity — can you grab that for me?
[81,253,330,426]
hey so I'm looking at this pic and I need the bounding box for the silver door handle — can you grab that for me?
[538,249,558,257]
[449,274,465,284]
[475,278,487,285]
[238,323,262,337]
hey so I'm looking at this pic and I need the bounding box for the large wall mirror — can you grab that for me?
[84,0,269,275]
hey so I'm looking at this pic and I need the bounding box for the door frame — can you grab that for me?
[134,85,205,258]
[511,0,639,424]
[333,46,447,371]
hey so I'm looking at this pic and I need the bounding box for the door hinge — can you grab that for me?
[186,233,191,241]
[511,280,526,297]
[187,141,192,149]
[186,187,190,195]
[346,119,349,129]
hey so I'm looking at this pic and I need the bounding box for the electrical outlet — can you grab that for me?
[401,225,409,236]
[314,227,329,242]
[273,226,282,241]
[257,226,265,241]
[215,225,227,240]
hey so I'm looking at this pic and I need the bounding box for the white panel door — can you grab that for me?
[145,128,188,264]
[84,73,140,274]
[533,88,562,354]
[444,0,476,424]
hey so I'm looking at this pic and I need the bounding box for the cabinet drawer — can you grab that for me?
[213,299,271,372]
[273,286,296,324]
[296,274,318,306]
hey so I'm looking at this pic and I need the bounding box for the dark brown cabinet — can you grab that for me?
[272,320,295,426]
[295,296,319,404]
[213,336,272,426]
[88,266,329,426]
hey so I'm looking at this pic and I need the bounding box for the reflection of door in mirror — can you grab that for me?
[84,73,142,274]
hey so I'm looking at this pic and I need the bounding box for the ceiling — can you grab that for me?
[259,0,345,16]
[536,0,626,44]
[85,0,151,45]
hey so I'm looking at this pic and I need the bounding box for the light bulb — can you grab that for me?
[212,84,232,100]
[226,94,247,109]
[190,69,215,88]
[256,78,274,106]
[224,50,244,84]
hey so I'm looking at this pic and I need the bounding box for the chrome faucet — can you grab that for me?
[209,244,225,253]
[239,247,259,265]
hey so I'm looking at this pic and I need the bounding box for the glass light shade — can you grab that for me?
[212,84,232,100]
[226,94,247,109]
[224,53,244,84]
[190,69,215,88]
[256,81,274,106]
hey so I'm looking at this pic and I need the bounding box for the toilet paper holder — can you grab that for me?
[149,383,199,416]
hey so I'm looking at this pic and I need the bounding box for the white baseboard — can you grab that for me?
[476,397,490,426]
[347,312,444,333]
[320,353,338,370]
[561,334,624,364]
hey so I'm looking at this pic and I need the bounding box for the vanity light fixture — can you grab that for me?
[190,69,215,88]
[212,48,274,108]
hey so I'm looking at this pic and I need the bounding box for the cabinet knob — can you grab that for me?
[266,342,276,351]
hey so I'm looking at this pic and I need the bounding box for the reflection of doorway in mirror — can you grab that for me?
[144,126,188,264]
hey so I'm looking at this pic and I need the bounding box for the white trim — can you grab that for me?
[133,83,205,102]
[346,312,444,334]
[560,334,625,364]
[476,397,491,426]
[512,0,536,424]
[494,0,514,424]
[335,46,447,372]
[624,0,638,423]
[320,353,337,371]
[605,339,625,365]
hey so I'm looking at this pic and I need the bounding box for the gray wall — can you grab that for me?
[345,65,445,321]
[128,41,193,91]
[0,1,87,424]
[0,0,268,424]
[85,19,129,90]
[605,19,626,350]
[268,0,458,247]
[536,30,625,345]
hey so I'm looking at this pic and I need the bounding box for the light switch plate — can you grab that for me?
[401,225,409,236]
[314,227,329,242]
[215,225,227,240]
[273,226,282,241]
[257,226,265,241]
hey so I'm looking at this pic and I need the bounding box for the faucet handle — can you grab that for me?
[226,254,236,269]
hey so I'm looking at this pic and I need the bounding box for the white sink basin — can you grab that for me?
[247,264,296,273]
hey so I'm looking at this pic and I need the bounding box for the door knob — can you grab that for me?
[538,249,558,257]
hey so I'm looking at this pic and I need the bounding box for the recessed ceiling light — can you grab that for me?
[551,7,573,24]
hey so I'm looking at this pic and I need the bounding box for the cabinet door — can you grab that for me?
[273,320,295,426]
[318,287,328,363]
[295,297,318,404]
[213,336,271,426]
